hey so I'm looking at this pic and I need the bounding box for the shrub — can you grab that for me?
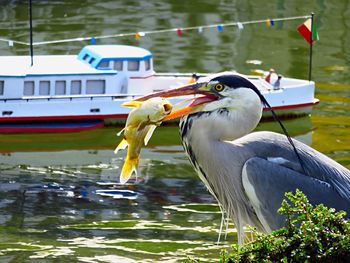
[222,189,350,262]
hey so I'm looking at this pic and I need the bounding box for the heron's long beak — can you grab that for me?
[135,82,218,121]
[136,82,204,101]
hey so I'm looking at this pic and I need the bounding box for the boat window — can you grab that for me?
[55,80,66,95]
[0,81,4,95]
[71,80,82,95]
[23,81,35,96]
[39,81,50,95]
[113,61,123,71]
[89,57,96,64]
[86,80,106,94]
[127,60,139,71]
[83,54,90,61]
[144,59,151,70]
[98,61,109,69]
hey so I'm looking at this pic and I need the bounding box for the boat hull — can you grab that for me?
[0,96,319,130]
[262,100,319,119]
[0,72,318,133]
[0,45,319,133]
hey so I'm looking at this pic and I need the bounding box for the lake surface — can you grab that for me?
[0,1,349,262]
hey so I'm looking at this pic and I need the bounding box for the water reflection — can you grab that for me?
[1,0,349,260]
[0,118,313,261]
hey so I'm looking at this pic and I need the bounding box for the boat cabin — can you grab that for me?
[0,45,155,100]
[78,45,154,78]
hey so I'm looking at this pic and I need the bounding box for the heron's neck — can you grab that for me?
[179,103,262,187]
[179,105,264,238]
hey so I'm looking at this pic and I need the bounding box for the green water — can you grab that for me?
[0,1,349,262]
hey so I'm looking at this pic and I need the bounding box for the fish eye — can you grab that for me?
[163,103,173,113]
[214,83,224,92]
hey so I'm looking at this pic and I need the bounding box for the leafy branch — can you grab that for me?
[221,189,350,262]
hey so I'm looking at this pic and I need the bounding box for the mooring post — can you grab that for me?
[308,12,314,81]
[29,0,34,66]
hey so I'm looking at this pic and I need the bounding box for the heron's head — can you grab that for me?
[136,72,266,140]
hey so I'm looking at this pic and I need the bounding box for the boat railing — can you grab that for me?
[155,72,276,83]
[0,93,144,102]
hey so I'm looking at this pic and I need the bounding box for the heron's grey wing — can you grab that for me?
[242,157,350,232]
[238,131,350,199]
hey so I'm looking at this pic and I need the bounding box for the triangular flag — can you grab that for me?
[90,37,96,45]
[134,32,145,40]
[266,19,275,27]
[237,22,244,30]
[266,19,271,27]
[177,28,182,37]
[297,18,319,44]
[217,24,223,32]
[198,27,203,33]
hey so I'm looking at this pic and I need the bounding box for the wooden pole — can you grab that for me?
[29,0,34,66]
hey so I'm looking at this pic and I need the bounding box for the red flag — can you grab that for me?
[177,28,182,37]
[297,18,318,44]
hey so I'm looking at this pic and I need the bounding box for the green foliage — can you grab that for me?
[222,190,350,262]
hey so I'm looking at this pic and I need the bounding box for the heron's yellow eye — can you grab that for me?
[214,83,224,92]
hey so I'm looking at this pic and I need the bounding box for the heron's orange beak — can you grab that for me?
[135,82,218,121]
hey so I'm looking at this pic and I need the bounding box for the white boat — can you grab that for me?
[0,44,319,133]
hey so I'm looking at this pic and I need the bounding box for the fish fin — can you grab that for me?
[119,156,139,184]
[122,101,143,108]
[114,139,128,154]
[137,120,148,131]
[144,125,157,146]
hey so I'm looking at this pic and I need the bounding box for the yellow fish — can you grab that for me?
[115,97,173,184]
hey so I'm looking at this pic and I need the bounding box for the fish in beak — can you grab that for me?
[136,81,219,121]
[115,97,173,184]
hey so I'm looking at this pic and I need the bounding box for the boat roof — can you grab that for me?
[79,45,152,61]
[77,45,153,68]
[0,55,115,77]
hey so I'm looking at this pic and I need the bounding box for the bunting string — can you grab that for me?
[0,15,310,47]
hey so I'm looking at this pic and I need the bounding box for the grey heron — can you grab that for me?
[137,72,350,243]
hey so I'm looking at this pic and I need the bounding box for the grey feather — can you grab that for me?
[242,156,350,232]
[237,131,350,200]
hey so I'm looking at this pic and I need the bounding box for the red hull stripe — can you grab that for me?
[263,100,319,111]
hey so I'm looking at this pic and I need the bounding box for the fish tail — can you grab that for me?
[119,156,139,184]
[114,138,128,154]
